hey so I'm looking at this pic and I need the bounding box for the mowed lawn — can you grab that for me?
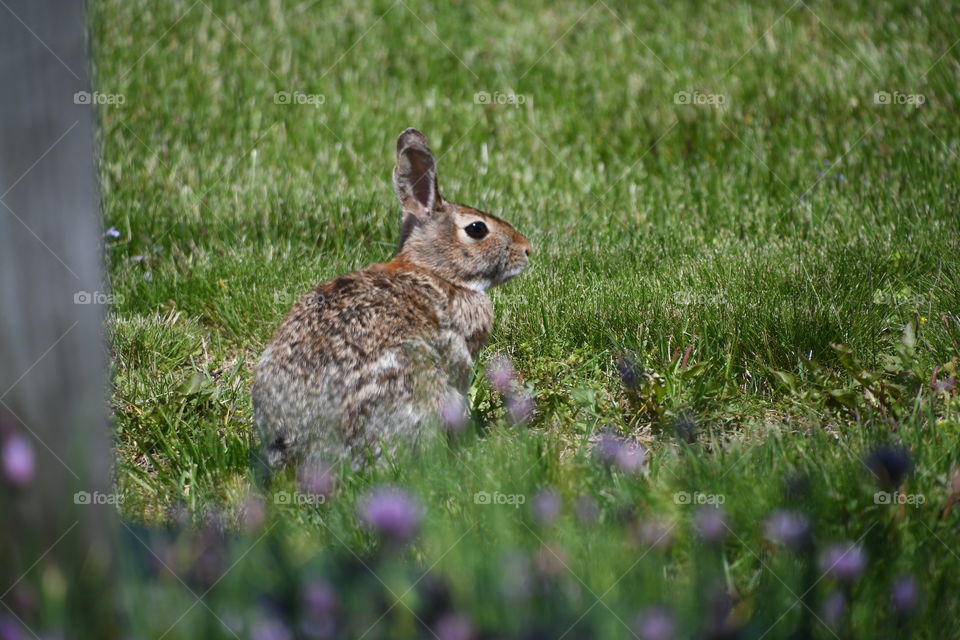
[89,0,960,637]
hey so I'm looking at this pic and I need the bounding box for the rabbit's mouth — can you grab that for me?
[496,260,529,285]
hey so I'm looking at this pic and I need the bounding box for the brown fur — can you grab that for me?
[252,129,531,468]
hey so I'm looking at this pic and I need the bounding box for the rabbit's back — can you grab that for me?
[252,263,491,466]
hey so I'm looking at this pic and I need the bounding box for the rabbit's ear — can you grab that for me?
[393,128,442,218]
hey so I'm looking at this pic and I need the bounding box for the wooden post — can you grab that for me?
[0,1,118,636]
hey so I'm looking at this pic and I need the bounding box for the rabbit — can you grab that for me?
[252,128,532,469]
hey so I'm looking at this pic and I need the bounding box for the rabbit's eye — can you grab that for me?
[465,221,489,239]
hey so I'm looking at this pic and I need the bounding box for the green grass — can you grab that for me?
[60,0,960,636]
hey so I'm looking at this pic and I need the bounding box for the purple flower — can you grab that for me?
[693,506,728,544]
[763,510,811,550]
[865,445,912,490]
[821,591,846,627]
[500,551,533,599]
[240,494,266,530]
[298,461,335,498]
[358,487,422,543]
[672,413,698,444]
[433,613,474,640]
[8,584,36,620]
[705,586,734,634]
[615,440,646,474]
[574,495,599,523]
[250,617,291,640]
[506,391,534,425]
[890,574,919,616]
[594,431,646,474]
[440,394,468,434]
[2,433,34,487]
[931,366,958,394]
[531,488,562,524]
[636,519,675,550]
[783,472,811,500]
[191,526,227,588]
[302,580,337,617]
[616,353,638,390]
[486,356,516,394]
[0,617,26,640]
[301,580,337,638]
[595,432,622,466]
[105,226,121,239]
[819,544,867,583]
[633,606,676,640]
[932,377,958,393]
[534,543,568,577]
